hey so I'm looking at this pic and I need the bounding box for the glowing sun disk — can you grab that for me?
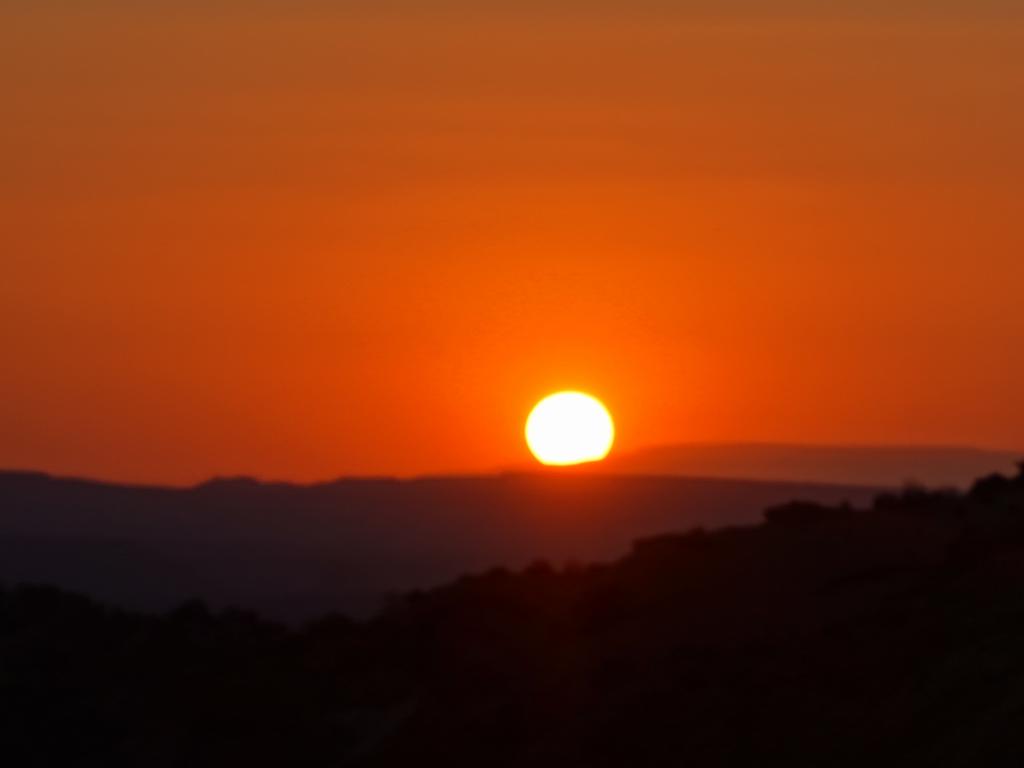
[525,391,615,466]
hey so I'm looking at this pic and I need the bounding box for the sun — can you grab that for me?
[525,391,615,466]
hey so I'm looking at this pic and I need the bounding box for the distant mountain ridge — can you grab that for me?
[594,442,1022,488]
[6,466,1024,766]
[0,470,880,621]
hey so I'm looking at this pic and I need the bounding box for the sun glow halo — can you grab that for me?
[525,391,615,466]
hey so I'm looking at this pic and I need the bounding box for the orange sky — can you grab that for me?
[2,3,1023,484]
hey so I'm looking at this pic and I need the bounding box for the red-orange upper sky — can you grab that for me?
[2,3,1022,484]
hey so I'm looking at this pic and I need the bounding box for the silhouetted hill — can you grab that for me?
[595,442,1021,487]
[0,471,876,620]
[5,466,1024,766]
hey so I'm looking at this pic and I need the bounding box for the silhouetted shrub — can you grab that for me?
[969,473,1012,503]
[873,484,963,517]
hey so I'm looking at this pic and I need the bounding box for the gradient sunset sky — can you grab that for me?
[2,2,1022,484]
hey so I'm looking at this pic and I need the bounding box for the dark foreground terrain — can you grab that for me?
[0,471,877,620]
[4,466,1024,766]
